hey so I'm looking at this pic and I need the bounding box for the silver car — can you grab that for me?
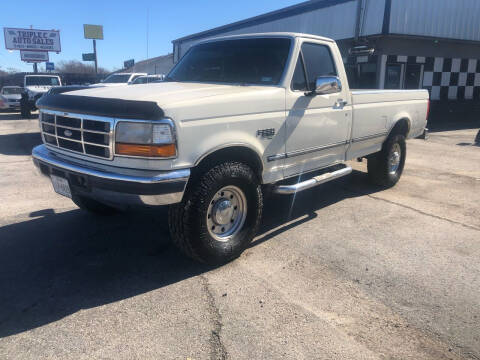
[0,86,22,111]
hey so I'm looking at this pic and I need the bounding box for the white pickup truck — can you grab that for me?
[91,73,148,87]
[21,74,62,117]
[33,33,429,264]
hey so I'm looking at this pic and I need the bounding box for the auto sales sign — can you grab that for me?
[4,28,61,52]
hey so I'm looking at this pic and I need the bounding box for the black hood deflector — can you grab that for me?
[36,93,164,120]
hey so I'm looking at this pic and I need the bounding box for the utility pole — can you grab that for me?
[93,39,98,74]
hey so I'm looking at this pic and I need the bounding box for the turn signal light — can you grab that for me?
[115,143,176,157]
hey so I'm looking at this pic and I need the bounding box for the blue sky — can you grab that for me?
[1,0,300,72]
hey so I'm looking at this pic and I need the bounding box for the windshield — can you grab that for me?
[103,74,131,83]
[167,38,291,85]
[25,76,60,86]
[2,87,22,95]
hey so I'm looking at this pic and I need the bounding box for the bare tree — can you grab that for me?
[56,60,109,74]
[6,67,20,74]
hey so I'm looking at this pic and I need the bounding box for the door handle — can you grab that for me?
[335,99,348,108]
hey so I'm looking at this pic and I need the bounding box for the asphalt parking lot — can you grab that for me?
[0,111,479,360]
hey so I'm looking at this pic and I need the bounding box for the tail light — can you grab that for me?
[426,100,430,121]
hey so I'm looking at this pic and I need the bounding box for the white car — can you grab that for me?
[33,33,428,264]
[92,73,147,87]
[0,86,23,111]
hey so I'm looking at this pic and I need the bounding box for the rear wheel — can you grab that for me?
[72,195,117,215]
[169,161,263,265]
[367,134,406,187]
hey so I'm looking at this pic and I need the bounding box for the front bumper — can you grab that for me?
[32,145,190,207]
[1,100,20,109]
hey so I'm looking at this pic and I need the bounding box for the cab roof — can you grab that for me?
[25,74,60,77]
[199,32,335,45]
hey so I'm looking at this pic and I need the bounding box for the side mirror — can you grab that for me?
[314,76,342,95]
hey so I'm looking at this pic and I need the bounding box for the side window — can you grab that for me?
[291,55,307,91]
[301,43,337,90]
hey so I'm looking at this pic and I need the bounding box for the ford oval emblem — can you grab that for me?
[64,129,73,137]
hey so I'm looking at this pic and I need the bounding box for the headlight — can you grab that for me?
[115,120,176,158]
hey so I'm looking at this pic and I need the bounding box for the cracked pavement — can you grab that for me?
[0,112,479,359]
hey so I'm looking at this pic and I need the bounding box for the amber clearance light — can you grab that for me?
[115,143,176,157]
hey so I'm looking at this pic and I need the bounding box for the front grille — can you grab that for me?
[40,111,113,159]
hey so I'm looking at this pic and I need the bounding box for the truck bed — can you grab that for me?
[347,89,429,159]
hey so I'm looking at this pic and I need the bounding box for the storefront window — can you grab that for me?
[404,64,422,89]
[385,64,402,89]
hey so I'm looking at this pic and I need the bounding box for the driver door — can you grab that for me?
[283,41,352,178]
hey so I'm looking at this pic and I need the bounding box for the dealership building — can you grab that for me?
[124,53,174,75]
[172,0,480,104]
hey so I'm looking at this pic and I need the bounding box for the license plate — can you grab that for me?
[51,175,72,198]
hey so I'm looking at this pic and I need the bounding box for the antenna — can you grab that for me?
[146,8,149,59]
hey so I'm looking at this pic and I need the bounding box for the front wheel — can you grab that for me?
[169,162,263,265]
[367,134,406,187]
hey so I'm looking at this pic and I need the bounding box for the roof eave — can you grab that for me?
[172,0,354,44]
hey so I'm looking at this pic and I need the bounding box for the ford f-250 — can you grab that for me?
[32,33,429,264]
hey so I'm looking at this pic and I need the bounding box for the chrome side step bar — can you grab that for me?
[273,166,352,195]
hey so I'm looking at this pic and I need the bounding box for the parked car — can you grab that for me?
[0,86,23,111]
[32,33,429,264]
[20,74,62,118]
[129,74,165,84]
[91,73,147,87]
[0,96,8,111]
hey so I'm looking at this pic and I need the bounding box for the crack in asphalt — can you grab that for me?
[200,275,228,360]
[366,193,480,232]
[341,184,479,232]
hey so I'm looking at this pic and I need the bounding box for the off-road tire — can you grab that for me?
[72,195,117,215]
[367,134,406,187]
[169,162,263,265]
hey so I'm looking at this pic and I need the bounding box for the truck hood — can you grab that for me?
[89,83,128,87]
[67,82,276,104]
[63,82,285,121]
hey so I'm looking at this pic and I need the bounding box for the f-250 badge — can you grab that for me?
[256,128,275,139]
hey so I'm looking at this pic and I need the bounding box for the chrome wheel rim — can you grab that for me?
[207,185,247,242]
[389,143,401,175]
